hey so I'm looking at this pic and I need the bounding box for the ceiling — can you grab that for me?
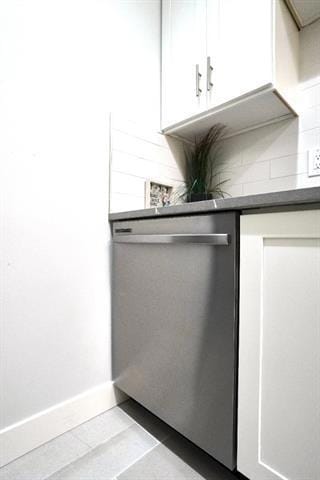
[286,0,320,28]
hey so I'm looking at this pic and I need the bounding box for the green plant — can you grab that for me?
[182,123,229,200]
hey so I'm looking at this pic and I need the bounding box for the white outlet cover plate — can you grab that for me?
[308,148,320,177]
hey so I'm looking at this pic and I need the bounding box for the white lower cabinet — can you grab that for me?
[238,210,320,480]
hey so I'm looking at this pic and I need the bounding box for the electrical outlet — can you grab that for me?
[308,148,320,177]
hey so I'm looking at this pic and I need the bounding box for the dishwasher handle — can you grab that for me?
[113,233,230,245]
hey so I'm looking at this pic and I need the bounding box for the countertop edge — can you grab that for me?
[108,187,320,222]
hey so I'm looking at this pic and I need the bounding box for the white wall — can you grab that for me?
[215,19,320,197]
[0,0,112,432]
[108,1,161,129]
[0,0,160,462]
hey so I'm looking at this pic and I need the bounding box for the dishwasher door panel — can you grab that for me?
[112,212,239,470]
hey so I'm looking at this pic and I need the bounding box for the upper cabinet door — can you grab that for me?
[205,0,219,108]
[208,0,273,107]
[161,0,206,128]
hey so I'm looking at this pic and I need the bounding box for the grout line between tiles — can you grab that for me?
[112,441,160,479]
[41,446,91,480]
[45,424,161,480]
[269,158,271,180]
[112,147,180,170]
[113,128,169,150]
[111,191,145,199]
[68,406,137,450]
[111,170,184,184]
[67,431,95,450]
[43,402,172,480]
[111,168,184,183]
[43,409,137,480]
[111,403,177,478]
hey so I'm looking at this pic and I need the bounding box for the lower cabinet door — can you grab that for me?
[238,210,320,480]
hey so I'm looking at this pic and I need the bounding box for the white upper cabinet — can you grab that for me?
[161,0,299,140]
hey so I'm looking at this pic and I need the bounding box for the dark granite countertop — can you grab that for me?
[109,186,320,222]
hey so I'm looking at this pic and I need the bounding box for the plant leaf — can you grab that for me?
[183,123,227,195]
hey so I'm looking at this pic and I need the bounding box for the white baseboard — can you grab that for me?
[0,381,127,467]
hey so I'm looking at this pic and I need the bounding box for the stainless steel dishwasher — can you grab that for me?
[112,212,239,470]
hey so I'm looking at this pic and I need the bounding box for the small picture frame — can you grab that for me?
[145,180,174,208]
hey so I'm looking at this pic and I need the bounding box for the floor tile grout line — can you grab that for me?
[41,440,98,480]
[43,429,160,480]
[0,434,92,479]
[67,403,137,449]
[112,440,161,479]
[68,431,93,450]
[42,420,137,480]
[43,402,164,480]
[15,403,164,480]
[5,406,131,471]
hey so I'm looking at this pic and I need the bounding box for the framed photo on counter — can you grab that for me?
[145,180,173,208]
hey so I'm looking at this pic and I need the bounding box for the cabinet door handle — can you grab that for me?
[207,56,213,91]
[196,64,202,97]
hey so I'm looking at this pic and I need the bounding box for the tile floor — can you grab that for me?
[0,399,243,480]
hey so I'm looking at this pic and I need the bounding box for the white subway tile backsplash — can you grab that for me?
[112,149,183,182]
[299,84,320,109]
[111,115,167,148]
[110,115,185,212]
[299,107,317,132]
[298,128,320,153]
[317,87,320,106]
[242,170,320,196]
[220,161,270,185]
[238,119,298,165]
[270,153,308,178]
[257,121,299,161]
[243,175,298,196]
[111,171,146,196]
[295,172,320,189]
[110,193,145,213]
[112,130,178,168]
[316,105,320,126]
[221,183,243,198]
[218,138,243,167]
